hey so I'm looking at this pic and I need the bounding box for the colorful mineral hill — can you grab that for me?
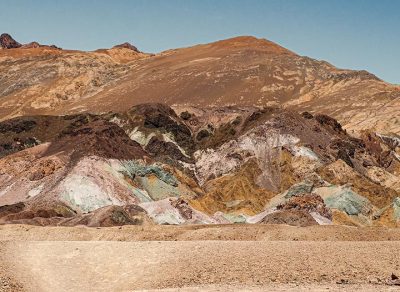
[0,102,399,227]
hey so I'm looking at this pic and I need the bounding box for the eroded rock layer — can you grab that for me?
[1,104,399,227]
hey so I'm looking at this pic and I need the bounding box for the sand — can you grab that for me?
[1,224,400,291]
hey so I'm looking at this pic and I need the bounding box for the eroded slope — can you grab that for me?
[0,103,399,227]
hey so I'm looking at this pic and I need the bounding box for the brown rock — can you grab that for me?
[113,42,139,52]
[277,193,332,220]
[171,198,193,220]
[261,210,318,227]
[0,33,21,49]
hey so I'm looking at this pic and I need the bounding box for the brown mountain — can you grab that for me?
[1,35,399,136]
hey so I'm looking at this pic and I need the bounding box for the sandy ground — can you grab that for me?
[1,224,400,291]
[2,224,400,241]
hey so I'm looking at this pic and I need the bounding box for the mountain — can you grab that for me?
[0,34,399,227]
[0,34,399,136]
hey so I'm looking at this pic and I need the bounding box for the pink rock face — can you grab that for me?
[0,33,22,49]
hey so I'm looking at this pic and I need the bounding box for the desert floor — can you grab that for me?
[1,224,400,291]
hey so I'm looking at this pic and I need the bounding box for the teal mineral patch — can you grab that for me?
[221,213,247,224]
[324,187,372,216]
[121,160,178,187]
[393,197,400,220]
[284,181,314,199]
[129,187,153,203]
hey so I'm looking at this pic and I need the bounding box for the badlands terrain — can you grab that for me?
[1,33,400,291]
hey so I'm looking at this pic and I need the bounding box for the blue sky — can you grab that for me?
[1,0,398,84]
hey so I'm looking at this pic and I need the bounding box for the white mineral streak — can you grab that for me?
[28,184,44,198]
[128,127,155,146]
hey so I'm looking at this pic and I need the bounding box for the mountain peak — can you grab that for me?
[0,33,22,49]
[112,42,139,52]
[210,35,295,55]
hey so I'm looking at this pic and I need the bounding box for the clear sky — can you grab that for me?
[1,0,398,84]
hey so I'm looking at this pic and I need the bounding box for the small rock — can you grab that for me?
[336,279,349,284]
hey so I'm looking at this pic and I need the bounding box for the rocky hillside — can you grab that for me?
[0,103,399,227]
[0,34,149,121]
[1,33,399,228]
[1,34,399,136]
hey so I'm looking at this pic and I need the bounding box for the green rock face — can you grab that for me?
[121,160,178,187]
[221,213,247,224]
[284,182,314,199]
[393,197,400,220]
[324,187,372,216]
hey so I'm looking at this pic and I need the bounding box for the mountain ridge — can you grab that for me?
[0,33,399,134]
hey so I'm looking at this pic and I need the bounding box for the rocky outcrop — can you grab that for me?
[261,210,319,227]
[49,119,148,161]
[113,42,139,52]
[0,33,21,49]
[0,33,60,50]
[21,42,60,49]
[21,41,41,49]
[277,193,332,221]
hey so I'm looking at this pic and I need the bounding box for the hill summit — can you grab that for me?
[113,42,140,52]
